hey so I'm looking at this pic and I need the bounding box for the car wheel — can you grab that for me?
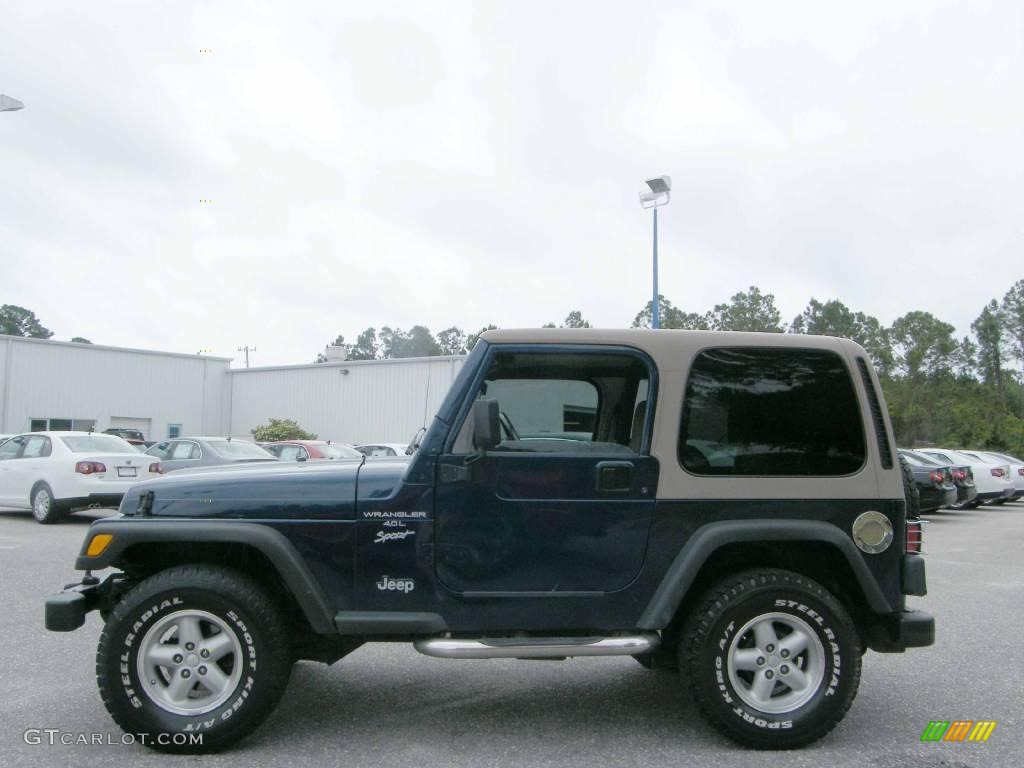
[680,569,862,749]
[898,455,920,520]
[30,483,62,524]
[96,565,292,753]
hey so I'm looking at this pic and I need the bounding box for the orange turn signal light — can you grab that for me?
[86,534,114,557]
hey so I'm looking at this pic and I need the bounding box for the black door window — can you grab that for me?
[458,350,652,455]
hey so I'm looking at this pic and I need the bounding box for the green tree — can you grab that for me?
[971,300,1007,389]
[70,337,92,344]
[631,295,709,329]
[0,305,53,338]
[436,326,467,355]
[347,328,379,360]
[562,310,591,328]
[707,286,784,332]
[956,336,977,380]
[251,418,317,441]
[790,298,893,375]
[1001,280,1024,373]
[889,311,958,380]
[379,326,441,358]
[466,324,498,351]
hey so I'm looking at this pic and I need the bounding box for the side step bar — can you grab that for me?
[414,633,659,659]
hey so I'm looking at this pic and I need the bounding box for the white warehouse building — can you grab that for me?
[0,335,466,444]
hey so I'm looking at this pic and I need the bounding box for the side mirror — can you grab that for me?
[472,398,501,452]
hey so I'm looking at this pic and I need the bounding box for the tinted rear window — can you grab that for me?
[679,347,866,476]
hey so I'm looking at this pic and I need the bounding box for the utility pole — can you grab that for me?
[237,345,256,368]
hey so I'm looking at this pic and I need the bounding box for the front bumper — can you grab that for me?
[866,609,936,653]
[44,574,126,632]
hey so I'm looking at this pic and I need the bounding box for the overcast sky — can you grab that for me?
[2,1,1021,366]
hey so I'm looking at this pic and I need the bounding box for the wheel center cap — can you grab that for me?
[768,653,780,667]
[186,653,200,667]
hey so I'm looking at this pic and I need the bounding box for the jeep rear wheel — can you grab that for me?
[96,565,292,753]
[680,569,861,749]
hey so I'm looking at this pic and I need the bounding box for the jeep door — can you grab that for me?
[434,345,658,595]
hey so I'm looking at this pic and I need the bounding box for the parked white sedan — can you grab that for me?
[916,448,1015,505]
[964,450,1024,500]
[0,431,163,523]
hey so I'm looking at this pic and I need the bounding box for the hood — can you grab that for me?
[120,457,370,520]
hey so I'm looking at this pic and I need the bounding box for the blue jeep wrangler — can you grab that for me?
[46,329,933,752]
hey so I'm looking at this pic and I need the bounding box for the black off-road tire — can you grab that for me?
[96,565,292,754]
[898,455,921,520]
[680,569,862,749]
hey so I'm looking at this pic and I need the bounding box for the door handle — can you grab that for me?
[596,461,634,493]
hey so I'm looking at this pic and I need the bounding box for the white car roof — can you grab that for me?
[922,448,999,465]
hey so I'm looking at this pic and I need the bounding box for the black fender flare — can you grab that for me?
[75,520,336,634]
[636,519,894,630]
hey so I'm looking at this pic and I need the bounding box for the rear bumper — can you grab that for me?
[866,610,936,653]
[953,484,978,507]
[62,493,124,511]
[977,489,1013,502]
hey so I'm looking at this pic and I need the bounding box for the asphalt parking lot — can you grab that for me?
[1,503,1021,768]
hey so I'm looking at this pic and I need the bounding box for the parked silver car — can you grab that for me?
[144,437,278,473]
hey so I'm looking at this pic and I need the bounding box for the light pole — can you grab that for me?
[639,175,671,329]
[0,94,25,112]
[237,345,256,368]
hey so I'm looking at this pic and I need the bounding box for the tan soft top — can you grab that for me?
[480,328,868,369]
[479,327,898,500]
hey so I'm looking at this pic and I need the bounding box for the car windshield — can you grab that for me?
[61,435,136,453]
[210,440,275,459]
[320,443,363,459]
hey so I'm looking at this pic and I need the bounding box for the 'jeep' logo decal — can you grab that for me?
[376,575,415,593]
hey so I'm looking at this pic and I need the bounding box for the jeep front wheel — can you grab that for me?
[96,565,292,753]
[680,569,861,749]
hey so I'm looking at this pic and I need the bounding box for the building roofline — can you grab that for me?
[228,354,467,374]
[0,333,234,362]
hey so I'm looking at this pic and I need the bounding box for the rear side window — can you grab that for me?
[170,442,198,460]
[679,347,866,476]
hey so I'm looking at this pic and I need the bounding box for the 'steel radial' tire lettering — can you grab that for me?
[96,565,292,753]
[680,568,862,749]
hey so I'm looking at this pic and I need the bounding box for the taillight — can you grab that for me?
[928,470,944,485]
[75,461,106,475]
[952,469,966,482]
[906,519,923,554]
[1018,468,1024,477]
[991,468,1006,478]
[149,462,164,474]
